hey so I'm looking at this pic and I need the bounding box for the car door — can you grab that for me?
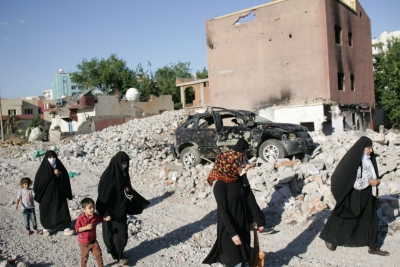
[216,111,251,151]
[195,112,219,158]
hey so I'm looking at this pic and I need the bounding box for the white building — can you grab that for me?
[372,30,400,55]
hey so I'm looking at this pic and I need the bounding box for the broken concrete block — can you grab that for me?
[323,194,337,209]
[277,171,296,184]
[275,160,297,169]
[318,184,332,196]
[308,160,325,171]
[386,161,398,173]
[314,200,326,211]
[278,186,292,198]
[302,181,319,195]
[260,162,274,173]
[389,181,400,194]
[379,184,391,196]
[306,164,319,176]
[310,191,323,202]
[326,155,335,166]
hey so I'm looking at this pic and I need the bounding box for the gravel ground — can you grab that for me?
[1,155,399,267]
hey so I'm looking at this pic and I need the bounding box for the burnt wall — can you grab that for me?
[325,0,374,107]
[206,0,374,111]
[206,0,329,110]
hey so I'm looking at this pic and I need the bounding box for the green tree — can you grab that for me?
[29,116,43,128]
[134,62,159,101]
[155,62,192,104]
[374,37,400,123]
[196,67,208,79]
[72,54,134,95]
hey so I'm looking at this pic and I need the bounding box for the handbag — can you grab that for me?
[125,189,150,215]
[251,229,265,267]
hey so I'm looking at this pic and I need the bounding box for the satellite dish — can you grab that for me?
[61,95,67,99]
[59,69,63,73]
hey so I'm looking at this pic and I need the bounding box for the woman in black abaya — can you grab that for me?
[96,151,149,267]
[203,138,266,267]
[33,150,74,236]
[319,136,389,256]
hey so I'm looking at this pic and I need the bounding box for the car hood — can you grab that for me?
[257,122,309,132]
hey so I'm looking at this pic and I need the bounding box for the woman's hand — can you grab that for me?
[125,187,130,192]
[54,169,61,175]
[369,179,380,186]
[231,235,242,245]
[258,226,264,233]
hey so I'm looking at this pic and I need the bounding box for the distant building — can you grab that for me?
[0,96,52,135]
[51,69,84,100]
[42,89,53,100]
[372,30,400,55]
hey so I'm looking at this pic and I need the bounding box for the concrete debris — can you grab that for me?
[3,111,400,265]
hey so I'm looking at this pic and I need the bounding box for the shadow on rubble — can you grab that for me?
[377,194,399,248]
[146,191,175,208]
[262,190,286,229]
[125,209,217,265]
[264,211,327,267]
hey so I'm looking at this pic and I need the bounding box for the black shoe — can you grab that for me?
[325,241,336,251]
[260,227,274,235]
[368,248,390,256]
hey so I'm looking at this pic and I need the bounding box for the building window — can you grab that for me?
[8,109,16,115]
[24,109,33,115]
[351,75,355,91]
[335,25,342,44]
[338,72,345,91]
[348,32,353,46]
[71,86,77,90]
[38,108,43,114]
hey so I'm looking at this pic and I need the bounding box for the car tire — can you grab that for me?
[258,139,286,162]
[181,147,201,167]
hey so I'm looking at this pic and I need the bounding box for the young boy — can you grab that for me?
[75,198,110,267]
[16,177,39,235]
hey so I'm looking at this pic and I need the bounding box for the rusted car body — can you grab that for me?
[171,107,314,167]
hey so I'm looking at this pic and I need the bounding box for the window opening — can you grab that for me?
[338,72,345,91]
[24,109,33,115]
[335,25,342,44]
[8,109,16,115]
[348,32,353,46]
[350,75,355,91]
[199,116,216,129]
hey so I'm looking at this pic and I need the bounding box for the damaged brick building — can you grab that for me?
[205,0,374,134]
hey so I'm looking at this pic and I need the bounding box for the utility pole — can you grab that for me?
[0,91,3,142]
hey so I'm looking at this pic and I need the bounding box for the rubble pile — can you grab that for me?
[243,130,400,239]
[3,110,400,265]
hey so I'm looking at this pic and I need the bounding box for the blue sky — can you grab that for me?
[0,0,399,99]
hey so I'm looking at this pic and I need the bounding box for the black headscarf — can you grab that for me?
[33,150,72,203]
[330,136,378,207]
[232,138,249,153]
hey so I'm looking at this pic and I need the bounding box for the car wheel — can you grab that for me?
[181,147,201,167]
[258,139,286,162]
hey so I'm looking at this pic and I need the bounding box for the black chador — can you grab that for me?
[34,150,72,231]
[320,137,379,250]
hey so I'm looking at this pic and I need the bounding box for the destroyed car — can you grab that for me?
[171,107,314,167]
